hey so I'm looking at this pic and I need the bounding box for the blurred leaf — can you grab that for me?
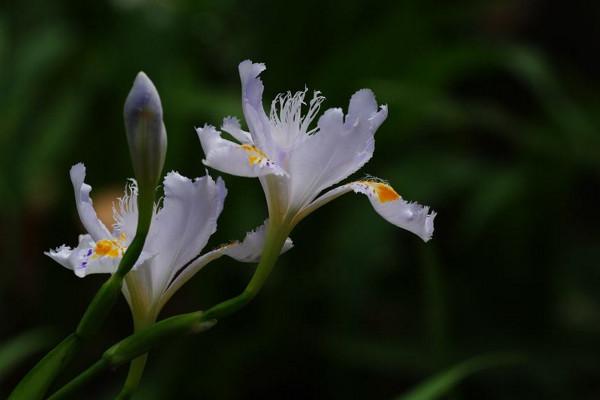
[0,328,55,380]
[462,168,526,239]
[505,48,599,159]
[395,353,525,400]
[0,17,6,62]
[20,90,84,204]
[419,245,447,361]
[0,26,72,142]
[322,333,433,373]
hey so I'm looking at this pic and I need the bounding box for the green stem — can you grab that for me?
[47,222,289,399]
[203,224,287,320]
[115,315,154,400]
[46,359,109,400]
[115,354,148,400]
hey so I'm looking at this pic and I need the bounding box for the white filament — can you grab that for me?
[268,89,325,148]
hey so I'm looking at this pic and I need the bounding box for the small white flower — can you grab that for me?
[46,163,292,325]
[197,60,435,241]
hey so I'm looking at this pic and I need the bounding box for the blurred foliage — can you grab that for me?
[0,329,56,381]
[1,0,600,399]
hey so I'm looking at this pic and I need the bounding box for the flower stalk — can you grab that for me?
[115,313,153,400]
[203,222,289,320]
[47,221,289,399]
[9,73,164,400]
[8,192,155,400]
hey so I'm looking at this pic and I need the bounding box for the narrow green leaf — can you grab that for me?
[396,353,525,400]
[8,334,81,400]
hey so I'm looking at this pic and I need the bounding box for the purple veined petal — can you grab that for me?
[45,234,122,278]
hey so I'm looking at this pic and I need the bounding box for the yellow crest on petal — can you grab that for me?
[241,144,268,166]
[92,234,127,259]
[360,181,401,203]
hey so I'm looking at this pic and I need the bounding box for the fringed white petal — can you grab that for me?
[45,244,74,270]
[222,116,253,144]
[222,221,293,262]
[345,88,388,132]
[70,163,111,241]
[141,171,227,300]
[159,221,293,310]
[300,180,435,242]
[197,125,287,178]
[286,89,388,209]
[155,247,224,311]
[45,234,121,278]
[239,60,272,148]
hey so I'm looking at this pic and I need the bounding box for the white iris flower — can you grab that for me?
[46,163,292,327]
[197,60,435,241]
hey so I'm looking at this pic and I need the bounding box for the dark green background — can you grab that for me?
[1,0,599,398]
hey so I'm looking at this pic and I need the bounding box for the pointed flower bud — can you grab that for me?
[124,72,167,193]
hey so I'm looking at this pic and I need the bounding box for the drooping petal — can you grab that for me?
[197,125,287,178]
[286,90,388,209]
[299,180,435,242]
[141,172,227,300]
[239,60,272,148]
[159,221,294,310]
[46,234,122,278]
[45,244,73,269]
[222,116,253,144]
[70,163,112,241]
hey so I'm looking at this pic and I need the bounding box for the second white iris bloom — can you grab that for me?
[47,163,292,328]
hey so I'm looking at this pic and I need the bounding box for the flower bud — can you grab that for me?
[123,72,167,192]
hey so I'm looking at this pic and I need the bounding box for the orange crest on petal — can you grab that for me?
[92,239,124,259]
[361,181,401,203]
[241,144,268,166]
